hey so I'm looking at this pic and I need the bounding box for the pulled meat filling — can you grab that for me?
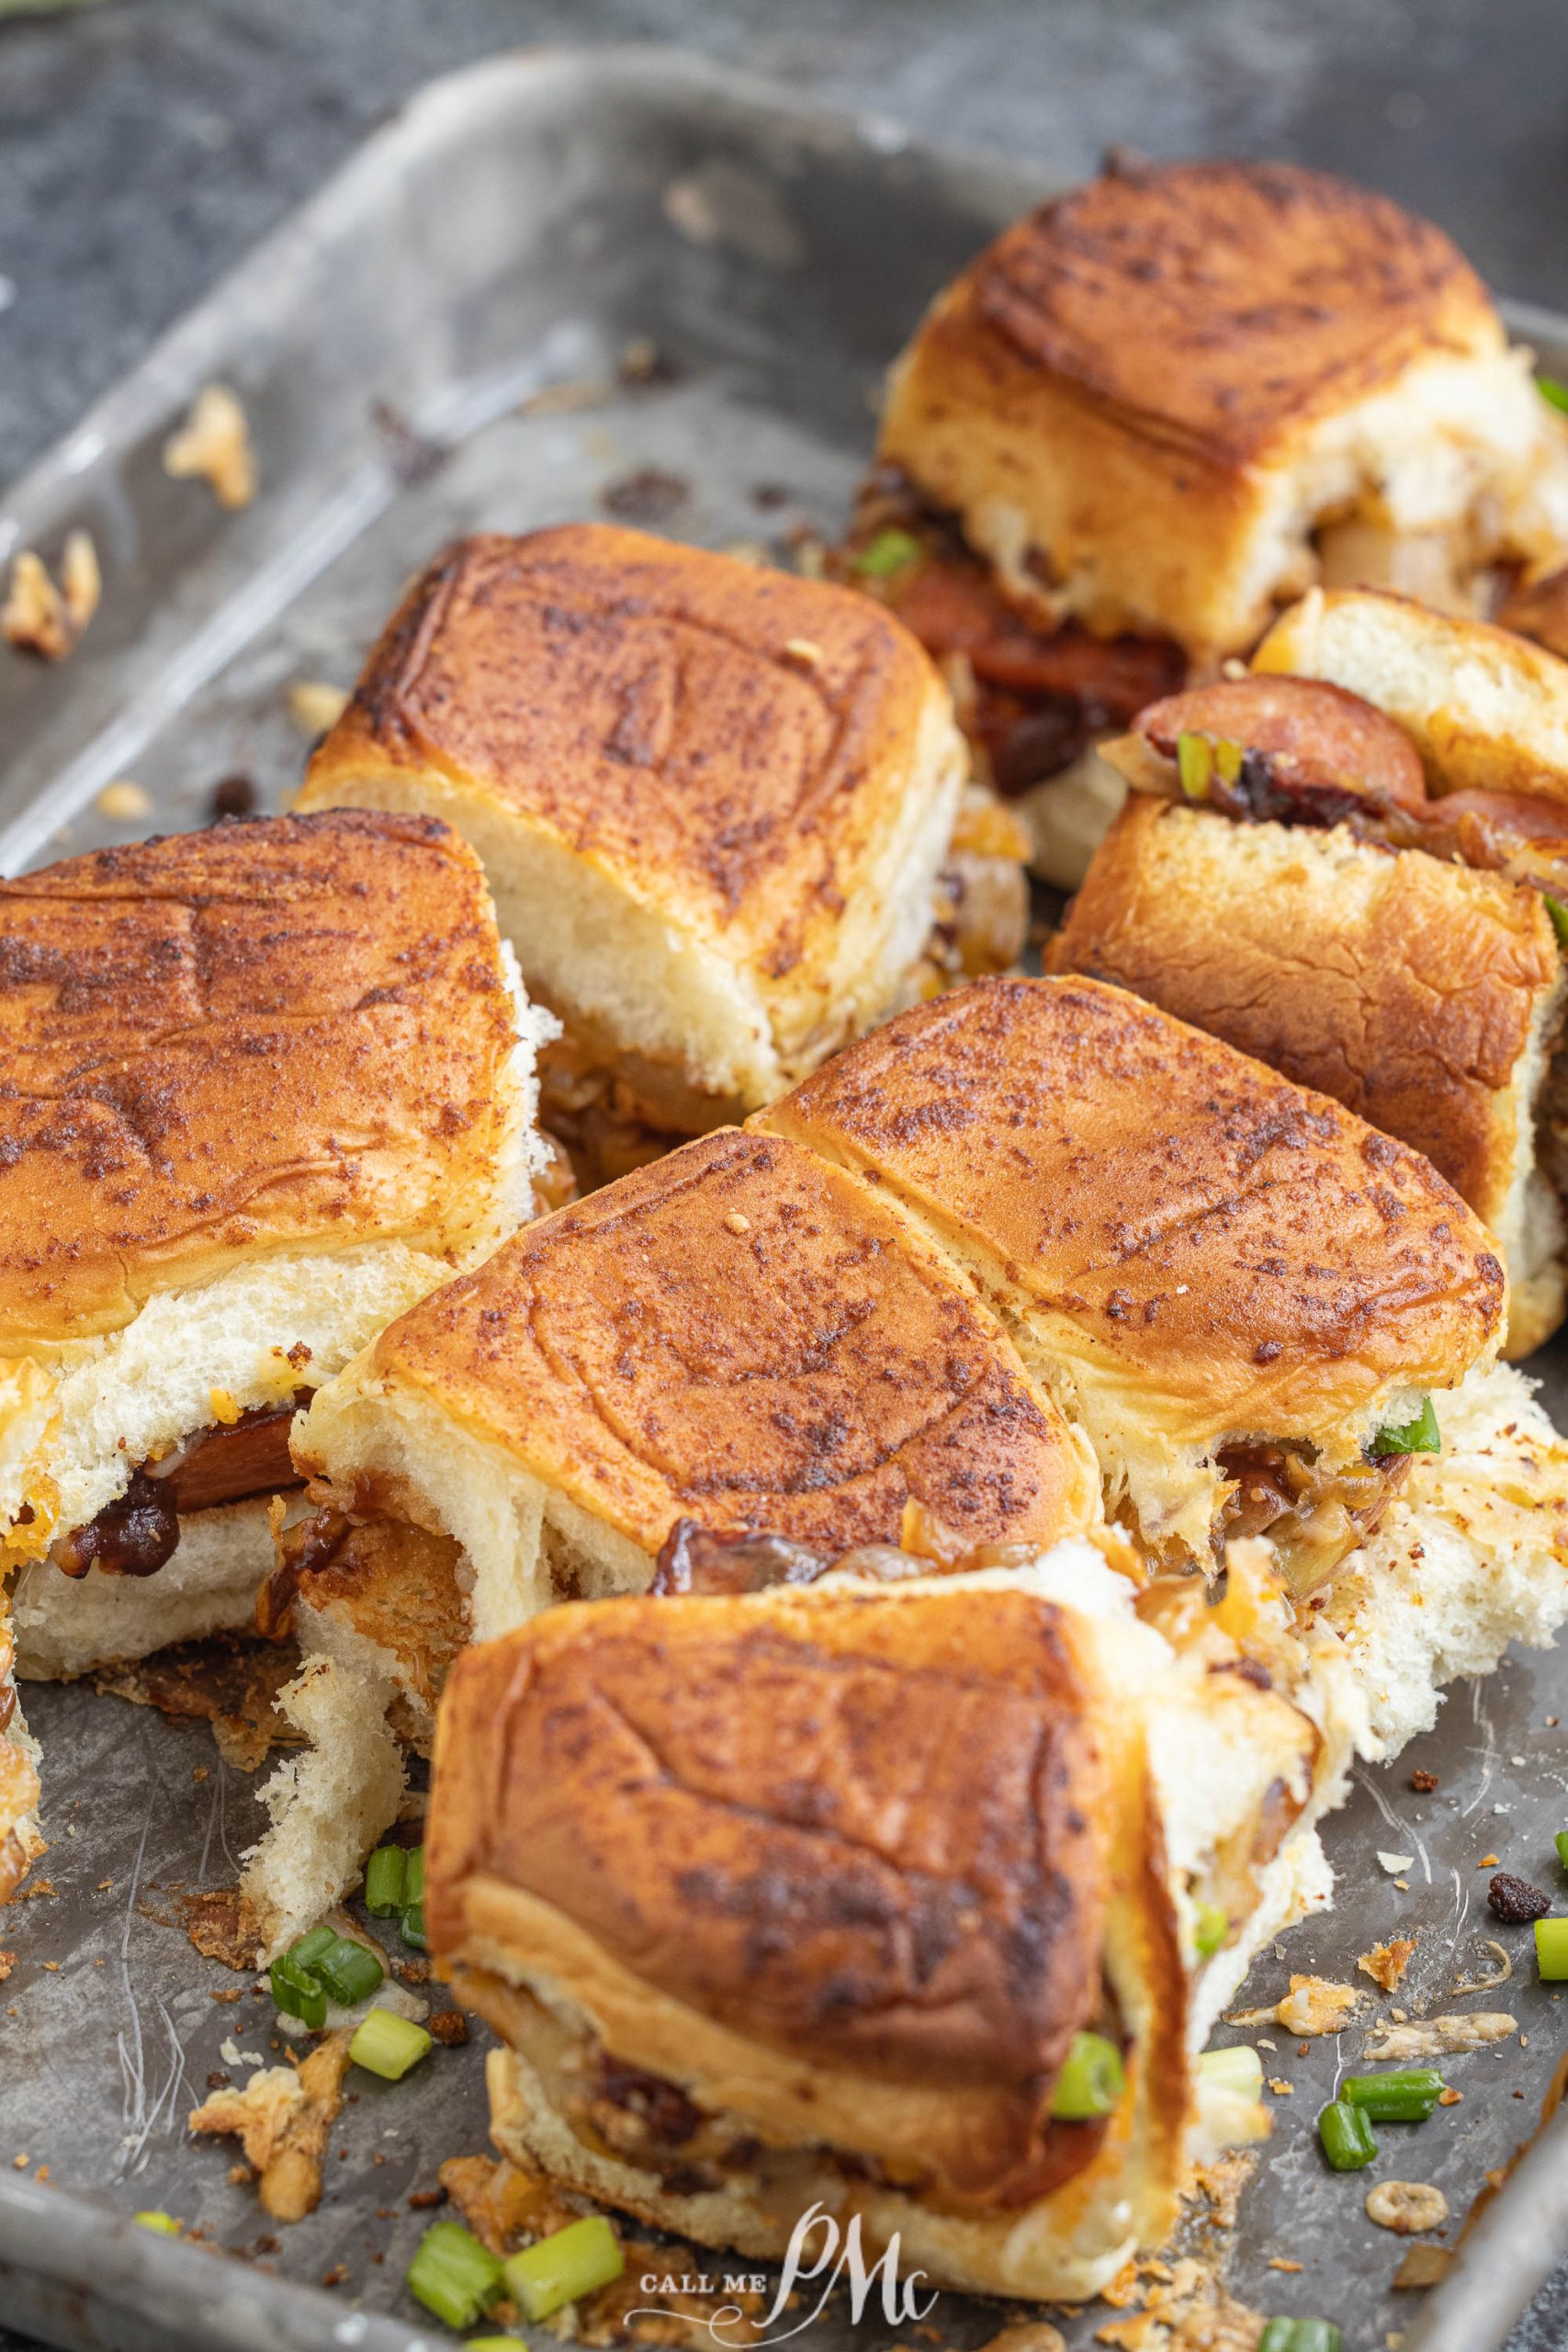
[1216,1442,1410,1596]
[840,469,1185,798]
[52,1394,310,1580]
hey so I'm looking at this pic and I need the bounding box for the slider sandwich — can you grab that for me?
[247,1125,1100,1944]
[0,812,552,1695]
[425,1546,1330,2300]
[852,158,1568,885]
[756,975,1568,1758]
[1052,589,1568,1354]
[298,524,1026,1192]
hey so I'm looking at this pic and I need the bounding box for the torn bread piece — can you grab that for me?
[853,160,1568,882]
[1058,605,1568,1352]
[1,811,553,1688]
[757,977,1568,1756]
[243,1125,1102,1949]
[426,1546,1328,2301]
[298,525,1020,1191]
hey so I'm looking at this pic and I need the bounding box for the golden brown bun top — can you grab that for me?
[0,812,520,1346]
[429,1577,1106,2115]
[939,160,1495,469]
[357,1126,1097,1555]
[761,977,1505,1436]
[304,525,944,980]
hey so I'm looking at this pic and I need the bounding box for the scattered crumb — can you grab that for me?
[1359,1936,1417,1993]
[1409,1770,1438,1792]
[970,2328,1065,2352]
[426,2009,468,2047]
[96,779,152,822]
[1364,2013,1517,2062]
[287,680,349,739]
[163,384,256,509]
[2,532,99,660]
[12,2154,27,2169]
[189,2032,352,2222]
[1266,2258,1303,2273]
[228,2163,254,2187]
[210,1989,243,2006]
[19,1881,56,1900]
[0,1955,13,1984]
[1228,1974,1361,2036]
[39,1961,59,1973]
[601,466,689,525]
[321,2264,349,2288]
[1366,2180,1449,2234]
[1488,1872,1550,1924]
[210,773,257,820]
[1479,1853,1501,1868]
[96,1880,113,1893]
[1377,1850,1414,1875]
[1438,2086,1463,2106]
[1267,2078,1293,2097]
[1392,2245,1454,2289]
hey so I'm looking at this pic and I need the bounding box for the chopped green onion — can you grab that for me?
[350,2007,433,2080]
[1259,2324,1342,2352]
[502,2216,626,2322]
[406,2221,505,2330]
[1049,2030,1125,2120]
[313,1934,384,2007]
[287,1925,337,1969]
[403,1847,425,1904]
[1535,1917,1568,1979]
[1545,896,1568,949]
[365,1843,408,1917]
[1556,1830,1568,1873]
[133,2211,181,2234]
[1371,1395,1440,1457]
[1212,736,1246,786]
[1539,375,1568,414]
[853,527,922,580]
[401,1901,428,1952]
[1193,1901,1229,1958]
[1341,2067,1444,2121]
[1317,2097,1378,2170]
[464,2341,525,2350]
[1176,731,1213,799]
[1198,2044,1263,2100]
[269,1951,327,2029]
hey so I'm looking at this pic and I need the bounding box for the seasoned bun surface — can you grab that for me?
[1052,798,1562,1244]
[947,162,1495,470]
[339,1127,1097,1558]
[1254,588,1568,804]
[303,525,953,1002]
[759,977,1505,1443]
[430,1580,1106,2122]
[0,812,525,1347]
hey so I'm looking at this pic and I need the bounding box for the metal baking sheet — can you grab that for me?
[1,46,1567,2352]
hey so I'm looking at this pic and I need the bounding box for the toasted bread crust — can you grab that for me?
[1050,798,1562,1236]
[948,162,1494,471]
[303,526,948,988]
[0,812,521,1347]
[432,1582,1104,2089]
[341,1127,1097,1556]
[758,976,1505,1442]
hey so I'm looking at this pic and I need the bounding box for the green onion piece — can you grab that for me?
[403,1846,425,1904]
[1198,2043,1263,2100]
[1193,1901,1229,1958]
[1371,1395,1440,1457]
[502,2216,626,2323]
[1342,2067,1445,2121]
[406,2221,505,2330]
[464,2341,525,2350]
[1212,736,1247,786]
[365,1844,408,1917]
[1176,731,1213,799]
[286,1924,337,1969]
[1547,897,1568,949]
[269,1953,327,2029]
[853,527,922,580]
[313,1934,384,2007]
[1535,1917,1568,1979]
[133,2211,181,2234]
[1259,2324,1342,2352]
[350,2007,433,2080]
[401,1901,428,1952]
[1539,375,1568,414]
[1556,1830,1568,1872]
[1317,2097,1378,2170]
[1049,2030,1125,2120]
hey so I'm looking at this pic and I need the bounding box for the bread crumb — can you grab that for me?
[1359,1936,1417,1993]
[1228,1974,1361,2036]
[163,385,256,509]
[1267,2078,1293,2096]
[96,779,152,822]
[287,681,349,739]
[3,533,99,660]
[1479,1853,1500,1867]
[189,2032,353,2222]
[1266,2258,1303,2273]
[1367,2180,1449,2233]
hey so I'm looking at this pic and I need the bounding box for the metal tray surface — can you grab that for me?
[1,47,1566,2352]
